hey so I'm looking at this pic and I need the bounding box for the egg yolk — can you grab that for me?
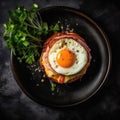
[56,49,76,68]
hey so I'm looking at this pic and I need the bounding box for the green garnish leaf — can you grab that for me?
[51,82,56,91]
[3,4,60,64]
[50,23,60,32]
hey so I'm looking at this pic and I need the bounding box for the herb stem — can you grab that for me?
[24,22,40,30]
[27,34,41,42]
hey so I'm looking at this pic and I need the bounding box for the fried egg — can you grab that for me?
[48,38,87,75]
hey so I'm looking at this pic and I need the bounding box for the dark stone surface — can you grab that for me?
[0,0,120,120]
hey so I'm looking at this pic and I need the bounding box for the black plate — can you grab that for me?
[11,6,111,108]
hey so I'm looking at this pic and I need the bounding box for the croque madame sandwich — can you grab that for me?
[39,32,91,84]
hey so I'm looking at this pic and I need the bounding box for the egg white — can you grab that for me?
[48,38,88,75]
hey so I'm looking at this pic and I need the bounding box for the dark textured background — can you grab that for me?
[0,0,120,120]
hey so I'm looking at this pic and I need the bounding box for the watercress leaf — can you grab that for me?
[32,3,39,9]
[50,23,60,33]
[23,41,29,46]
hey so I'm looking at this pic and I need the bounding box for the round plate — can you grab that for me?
[11,6,111,107]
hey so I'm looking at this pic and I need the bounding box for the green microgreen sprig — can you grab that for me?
[3,4,60,64]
